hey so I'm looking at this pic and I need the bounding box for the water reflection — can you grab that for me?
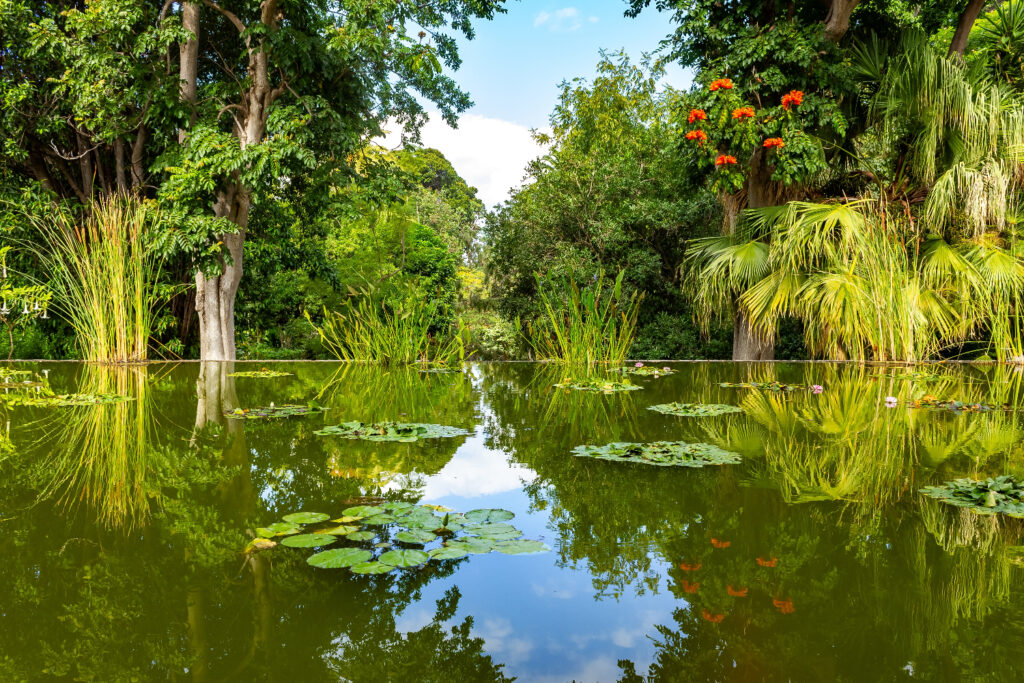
[2,361,1024,679]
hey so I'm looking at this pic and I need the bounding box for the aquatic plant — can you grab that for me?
[227,368,293,378]
[648,402,743,417]
[553,378,641,393]
[615,364,675,377]
[224,403,326,420]
[315,421,469,441]
[921,476,1024,517]
[719,381,804,392]
[253,502,548,575]
[26,195,164,362]
[907,395,1012,413]
[526,271,641,366]
[0,390,132,408]
[307,287,469,365]
[570,441,741,467]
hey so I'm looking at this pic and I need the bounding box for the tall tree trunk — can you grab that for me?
[824,0,861,42]
[948,0,987,58]
[179,2,200,144]
[130,126,147,188]
[730,151,775,361]
[114,139,128,192]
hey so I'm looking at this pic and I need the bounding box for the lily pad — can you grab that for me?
[280,533,336,548]
[447,538,496,554]
[909,395,1011,413]
[494,540,549,555]
[362,514,397,525]
[314,421,469,442]
[225,403,326,420]
[255,528,276,539]
[343,505,383,517]
[719,381,803,392]
[396,529,437,544]
[921,475,1024,517]
[228,368,293,378]
[382,501,416,512]
[307,548,372,568]
[345,530,377,542]
[282,512,329,524]
[323,525,361,535]
[332,515,364,524]
[350,561,396,575]
[554,378,641,393]
[648,402,742,417]
[379,549,430,567]
[263,522,302,535]
[571,441,742,468]
[614,366,676,377]
[465,508,515,523]
[430,546,470,560]
[462,523,521,538]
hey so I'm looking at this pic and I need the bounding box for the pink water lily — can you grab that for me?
[811,384,823,394]
[635,362,643,368]
[885,396,898,408]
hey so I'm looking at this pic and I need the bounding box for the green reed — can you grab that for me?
[30,195,162,362]
[526,271,641,366]
[308,290,469,365]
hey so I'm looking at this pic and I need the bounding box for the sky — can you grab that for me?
[381,1,692,208]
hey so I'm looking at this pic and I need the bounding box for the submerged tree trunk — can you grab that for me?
[948,0,987,58]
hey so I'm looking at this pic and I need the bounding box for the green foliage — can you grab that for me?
[647,402,743,417]
[553,377,642,393]
[223,403,327,420]
[921,476,1024,517]
[527,271,641,365]
[570,441,742,467]
[314,421,469,442]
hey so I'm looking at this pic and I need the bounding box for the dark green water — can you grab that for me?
[1,361,1023,681]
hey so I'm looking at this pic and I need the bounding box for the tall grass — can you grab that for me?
[526,271,642,365]
[308,289,469,365]
[30,195,162,362]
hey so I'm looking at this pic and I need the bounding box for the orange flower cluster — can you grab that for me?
[709,78,734,91]
[763,137,785,149]
[701,610,725,623]
[687,108,707,123]
[731,107,755,120]
[756,556,778,567]
[727,585,749,597]
[710,537,731,548]
[773,597,795,614]
[715,155,738,166]
[781,89,804,110]
[685,129,708,143]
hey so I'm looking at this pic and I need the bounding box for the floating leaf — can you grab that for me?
[332,515,363,523]
[430,546,469,560]
[921,475,1024,517]
[396,529,437,544]
[282,512,329,524]
[382,501,415,512]
[719,381,803,392]
[307,548,372,568]
[379,549,430,567]
[554,378,641,393]
[648,402,742,417]
[494,540,549,555]
[447,538,496,554]
[362,514,397,525]
[264,522,301,535]
[350,561,396,575]
[315,421,469,441]
[908,395,1012,413]
[228,369,293,378]
[280,533,336,548]
[465,508,515,523]
[225,404,326,420]
[462,523,521,538]
[614,366,676,377]
[571,441,741,468]
[323,525,361,535]
[343,505,383,517]
[255,528,276,538]
[346,531,376,542]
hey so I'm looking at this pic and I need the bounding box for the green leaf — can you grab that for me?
[494,540,549,555]
[323,525,361,535]
[264,522,302,535]
[307,548,372,568]
[343,505,383,517]
[465,508,515,523]
[647,402,742,417]
[282,512,329,524]
[350,561,396,575]
[395,529,436,544]
[345,530,377,542]
[314,421,469,441]
[571,441,742,468]
[379,549,430,567]
[280,533,336,548]
[429,546,469,560]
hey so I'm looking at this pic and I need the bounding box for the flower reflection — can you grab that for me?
[727,585,748,597]
[681,579,700,594]
[756,557,778,567]
[701,609,725,623]
[710,538,731,549]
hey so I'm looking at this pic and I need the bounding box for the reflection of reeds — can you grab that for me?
[34,365,156,529]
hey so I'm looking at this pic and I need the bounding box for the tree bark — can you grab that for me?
[948,0,987,58]
[179,2,200,144]
[824,0,861,42]
[731,150,775,361]
[114,139,128,192]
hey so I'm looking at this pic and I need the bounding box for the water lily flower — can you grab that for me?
[710,538,731,549]
[663,367,671,372]
[885,396,898,408]
[811,384,823,394]
[727,585,749,597]
[635,362,643,368]
[701,609,725,623]
[756,557,778,567]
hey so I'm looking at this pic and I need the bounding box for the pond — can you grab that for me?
[1,361,1023,680]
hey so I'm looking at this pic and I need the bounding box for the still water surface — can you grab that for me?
[2,361,1023,681]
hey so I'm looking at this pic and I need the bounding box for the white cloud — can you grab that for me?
[534,7,584,32]
[380,113,548,208]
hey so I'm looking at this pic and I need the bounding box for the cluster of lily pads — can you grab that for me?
[250,503,549,574]
[314,421,469,442]
[614,365,675,377]
[225,402,327,420]
[0,391,132,408]
[648,402,743,418]
[570,441,741,468]
[908,395,1011,413]
[228,368,293,378]
[884,372,945,382]
[921,476,1024,517]
[554,378,641,393]
[719,381,803,392]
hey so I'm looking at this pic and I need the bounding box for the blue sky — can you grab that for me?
[383,1,692,207]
